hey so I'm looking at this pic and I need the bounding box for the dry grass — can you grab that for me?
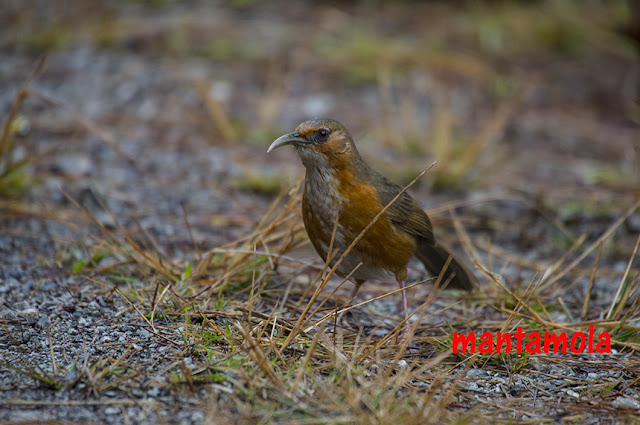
[27,174,634,424]
[0,57,46,197]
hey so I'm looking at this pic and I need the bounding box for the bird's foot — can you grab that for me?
[396,325,415,347]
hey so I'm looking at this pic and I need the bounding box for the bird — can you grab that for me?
[267,118,477,333]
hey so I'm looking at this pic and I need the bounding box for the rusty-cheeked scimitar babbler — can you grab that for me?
[268,118,477,326]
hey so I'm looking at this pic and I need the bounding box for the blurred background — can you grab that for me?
[1,0,639,274]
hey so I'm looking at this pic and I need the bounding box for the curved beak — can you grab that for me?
[267,132,310,153]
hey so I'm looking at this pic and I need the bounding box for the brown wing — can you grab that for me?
[370,172,436,244]
[372,171,477,289]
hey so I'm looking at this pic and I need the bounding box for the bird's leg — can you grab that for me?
[397,279,411,343]
[347,279,365,307]
[398,280,409,322]
[335,279,365,332]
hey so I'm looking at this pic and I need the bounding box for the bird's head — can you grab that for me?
[268,118,361,171]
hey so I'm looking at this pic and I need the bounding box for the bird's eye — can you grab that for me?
[316,128,330,141]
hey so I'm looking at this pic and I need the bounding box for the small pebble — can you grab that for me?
[566,390,580,398]
[104,407,121,415]
[612,397,640,410]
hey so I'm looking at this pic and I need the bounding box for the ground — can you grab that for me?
[1,1,640,424]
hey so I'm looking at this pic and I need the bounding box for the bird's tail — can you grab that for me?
[415,241,477,290]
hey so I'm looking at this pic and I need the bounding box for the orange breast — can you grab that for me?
[302,167,416,283]
[334,169,415,281]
